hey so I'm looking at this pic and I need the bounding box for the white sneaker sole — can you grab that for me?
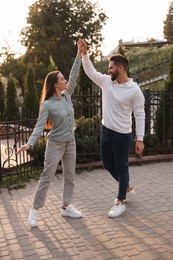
[108,207,126,218]
[61,211,82,218]
[28,219,37,227]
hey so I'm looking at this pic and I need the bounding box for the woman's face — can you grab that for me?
[54,73,68,91]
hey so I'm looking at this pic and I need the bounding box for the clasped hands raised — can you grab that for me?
[77,39,87,56]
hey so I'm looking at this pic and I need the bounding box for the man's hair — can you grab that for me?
[109,54,129,71]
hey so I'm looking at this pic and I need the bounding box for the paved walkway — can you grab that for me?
[0,161,173,260]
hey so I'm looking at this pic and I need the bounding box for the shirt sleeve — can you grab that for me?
[27,103,49,147]
[82,54,108,88]
[132,88,145,141]
[67,56,81,95]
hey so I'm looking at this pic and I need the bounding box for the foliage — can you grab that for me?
[154,47,173,148]
[0,78,5,120]
[27,137,46,166]
[21,0,107,78]
[163,1,173,42]
[4,75,19,120]
[0,175,27,190]
[117,40,125,56]
[143,134,161,155]
[126,46,172,75]
[0,168,43,190]
[0,55,27,96]
[98,45,172,87]
[26,116,101,164]
[0,0,107,110]
[144,81,165,90]
[75,116,101,162]
[116,41,130,76]
[48,56,58,72]
[22,64,39,118]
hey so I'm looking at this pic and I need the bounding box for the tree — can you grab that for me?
[48,56,58,72]
[0,77,5,120]
[0,46,27,97]
[22,64,39,118]
[116,39,131,77]
[0,0,107,109]
[4,76,19,120]
[154,47,173,149]
[163,1,173,42]
[117,39,125,56]
[21,0,107,78]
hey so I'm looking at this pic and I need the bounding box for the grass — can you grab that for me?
[0,168,43,191]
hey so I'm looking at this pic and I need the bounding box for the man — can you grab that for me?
[79,39,145,217]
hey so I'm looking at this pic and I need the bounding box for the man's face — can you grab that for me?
[108,61,119,81]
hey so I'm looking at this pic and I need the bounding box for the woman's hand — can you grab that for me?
[16,144,31,154]
[77,39,87,57]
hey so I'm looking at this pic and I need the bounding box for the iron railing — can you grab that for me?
[0,119,48,182]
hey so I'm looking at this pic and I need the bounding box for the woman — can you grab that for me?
[17,41,83,227]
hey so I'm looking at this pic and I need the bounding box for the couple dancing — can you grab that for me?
[17,39,145,227]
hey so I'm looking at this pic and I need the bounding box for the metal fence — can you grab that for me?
[0,119,47,182]
[144,88,173,154]
[0,89,173,181]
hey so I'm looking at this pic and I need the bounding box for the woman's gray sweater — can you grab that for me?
[27,56,81,147]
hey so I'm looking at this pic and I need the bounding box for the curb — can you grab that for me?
[57,154,173,171]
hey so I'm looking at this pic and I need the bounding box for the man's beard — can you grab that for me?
[111,68,119,81]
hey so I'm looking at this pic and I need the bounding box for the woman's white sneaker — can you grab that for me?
[108,202,126,218]
[28,208,39,227]
[61,204,82,218]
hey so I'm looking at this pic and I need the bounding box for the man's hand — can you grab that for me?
[135,140,144,159]
[77,39,87,56]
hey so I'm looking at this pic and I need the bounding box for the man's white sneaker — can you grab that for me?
[61,204,82,218]
[108,202,126,218]
[114,189,136,203]
[114,198,126,203]
[28,208,39,227]
[126,188,136,198]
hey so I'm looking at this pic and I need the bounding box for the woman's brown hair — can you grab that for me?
[39,70,60,129]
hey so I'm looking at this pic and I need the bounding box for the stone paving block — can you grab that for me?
[111,248,128,258]
[10,250,25,259]
[39,255,54,260]
[70,256,85,260]
[0,250,10,257]
[95,234,110,243]
[25,256,40,260]
[160,252,173,260]
[133,243,150,252]
[1,257,11,260]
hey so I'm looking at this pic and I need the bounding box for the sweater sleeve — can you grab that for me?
[132,89,145,141]
[27,103,49,147]
[82,54,108,88]
[67,56,81,96]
